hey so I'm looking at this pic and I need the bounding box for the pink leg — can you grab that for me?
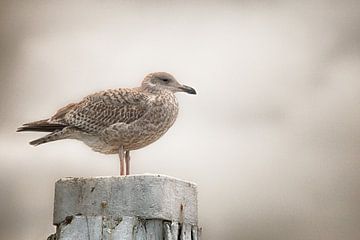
[125,150,131,175]
[119,146,125,176]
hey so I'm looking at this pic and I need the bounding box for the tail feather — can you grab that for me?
[17,119,66,133]
[29,130,69,146]
[29,134,53,146]
[17,119,69,146]
[29,138,44,146]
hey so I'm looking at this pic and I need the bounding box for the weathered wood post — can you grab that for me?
[47,174,201,240]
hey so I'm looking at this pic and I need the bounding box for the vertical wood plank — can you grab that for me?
[146,219,163,240]
[171,222,180,239]
[112,216,137,240]
[57,216,102,240]
[191,225,198,240]
[180,223,192,240]
[164,222,173,240]
[134,220,147,240]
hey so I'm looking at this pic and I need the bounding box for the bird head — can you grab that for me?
[142,72,197,95]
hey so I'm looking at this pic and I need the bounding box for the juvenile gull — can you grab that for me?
[17,72,196,175]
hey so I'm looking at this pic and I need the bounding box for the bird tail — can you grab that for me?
[17,119,66,132]
[28,131,68,146]
[17,119,68,146]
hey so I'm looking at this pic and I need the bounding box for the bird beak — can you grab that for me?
[179,85,197,95]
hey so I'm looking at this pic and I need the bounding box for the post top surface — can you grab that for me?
[57,174,197,188]
[53,174,198,225]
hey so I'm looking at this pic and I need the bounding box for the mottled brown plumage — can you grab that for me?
[17,72,196,175]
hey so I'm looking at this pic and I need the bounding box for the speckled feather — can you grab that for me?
[17,72,196,155]
[46,88,178,154]
[61,89,150,133]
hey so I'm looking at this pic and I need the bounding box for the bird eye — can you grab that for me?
[162,78,170,82]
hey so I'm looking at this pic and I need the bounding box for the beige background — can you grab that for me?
[1,0,360,239]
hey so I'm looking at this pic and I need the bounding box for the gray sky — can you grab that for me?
[0,0,360,239]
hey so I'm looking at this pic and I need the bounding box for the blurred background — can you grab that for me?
[1,0,360,239]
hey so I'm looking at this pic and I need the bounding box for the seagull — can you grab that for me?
[17,72,196,175]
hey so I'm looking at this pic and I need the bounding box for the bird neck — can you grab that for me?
[141,86,174,96]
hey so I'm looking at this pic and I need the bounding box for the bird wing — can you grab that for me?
[51,88,150,133]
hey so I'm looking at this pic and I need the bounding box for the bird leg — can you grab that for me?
[119,146,125,176]
[125,150,131,175]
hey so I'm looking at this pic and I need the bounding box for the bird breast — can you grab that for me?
[97,91,179,152]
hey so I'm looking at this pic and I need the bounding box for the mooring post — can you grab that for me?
[47,174,201,240]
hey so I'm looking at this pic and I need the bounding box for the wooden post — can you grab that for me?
[47,174,201,240]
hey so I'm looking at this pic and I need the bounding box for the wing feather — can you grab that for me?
[52,89,149,133]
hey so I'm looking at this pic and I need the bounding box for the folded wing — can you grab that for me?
[62,89,150,133]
